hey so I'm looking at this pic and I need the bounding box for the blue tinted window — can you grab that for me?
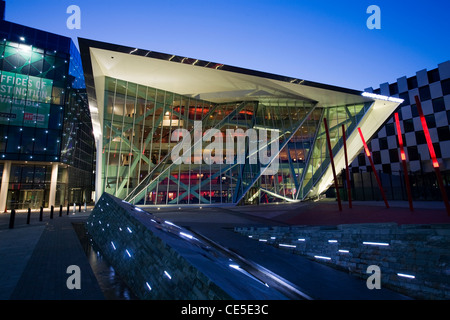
[33,129,48,154]
[21,127,35,154]
[46,129,60,155]
[6,126,22,153]
[48,105,63,129]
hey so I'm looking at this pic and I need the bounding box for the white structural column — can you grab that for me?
[0,161,11,212]
[48,163,58,208]
[94,136,103,203]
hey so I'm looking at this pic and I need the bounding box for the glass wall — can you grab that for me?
[102,76,345,205]
[0,39,92,167]
[99,73,376,206]
[300,102,372,199]
[6,163,67,209]
[0,39,66,161]
[0,22,95,207]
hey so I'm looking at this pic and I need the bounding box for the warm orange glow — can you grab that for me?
[358,128,371,157]
[433,159,440,168]
[415,97,439,169]
[394,113,407,162]
[400,152,406,161]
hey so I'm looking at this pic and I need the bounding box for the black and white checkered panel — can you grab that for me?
[351,60,450,174]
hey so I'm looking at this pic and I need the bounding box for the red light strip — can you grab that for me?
[358,128,371,157]
[415,95,450,216]
[414,96,439,168]
[394,113,406,161]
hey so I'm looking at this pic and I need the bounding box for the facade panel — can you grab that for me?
[349,61,450,202]
[357,61,450,175]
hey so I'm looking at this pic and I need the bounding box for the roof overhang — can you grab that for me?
[78,38,377,141]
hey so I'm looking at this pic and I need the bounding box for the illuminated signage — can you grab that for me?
[0,71,53,128]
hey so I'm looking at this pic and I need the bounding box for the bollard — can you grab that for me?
[84,202,87,212]
[39,207,43,221]
[73,203,76,214]
[67,203,70,215]
[59,204,63,217]
[78,203,81,213]
[50,205,54,219]
[8,209,15,229]
[27,208,31,224]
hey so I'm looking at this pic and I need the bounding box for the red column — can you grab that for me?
[358,127,389,209]
[414,95,450,216]
[342,124,352,208]
[394,112,413,212]
[323,118,342,211]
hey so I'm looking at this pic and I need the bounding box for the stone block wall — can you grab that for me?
[86,193,286,300]
[86,194,232,300]
[235,223,450,299]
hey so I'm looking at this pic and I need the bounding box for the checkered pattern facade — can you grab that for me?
[351,61,450,174]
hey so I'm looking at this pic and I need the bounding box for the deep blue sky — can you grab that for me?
[4,0,450,91]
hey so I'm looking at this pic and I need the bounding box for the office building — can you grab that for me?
[79,38,401,206]
[0,19,95,210]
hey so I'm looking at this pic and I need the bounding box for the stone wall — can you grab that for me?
[86,193,286,300]
[86,194,230,300]
[234,223,450,300]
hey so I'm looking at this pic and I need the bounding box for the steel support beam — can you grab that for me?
[342,124,352,208]
[323,118,342,211]
[394,112,413,212]
[358,127,389,209]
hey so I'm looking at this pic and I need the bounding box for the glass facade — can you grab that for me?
[78,38,401,207]
[0,40,63,161]
[0,21,95,209]
[0,163,67,208]
[100,76,371,206]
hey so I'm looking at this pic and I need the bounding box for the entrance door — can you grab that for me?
[19,190,45,209]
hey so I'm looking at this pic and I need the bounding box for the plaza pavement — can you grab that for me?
[0,207,104,300]
[0,199,448,300]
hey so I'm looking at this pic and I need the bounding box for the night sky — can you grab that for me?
[5,0,450,91]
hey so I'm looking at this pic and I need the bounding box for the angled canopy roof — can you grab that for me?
[78,37,402,204]
[78,38,379,138]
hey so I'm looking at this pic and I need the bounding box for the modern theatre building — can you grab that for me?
[79,38,402,207]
